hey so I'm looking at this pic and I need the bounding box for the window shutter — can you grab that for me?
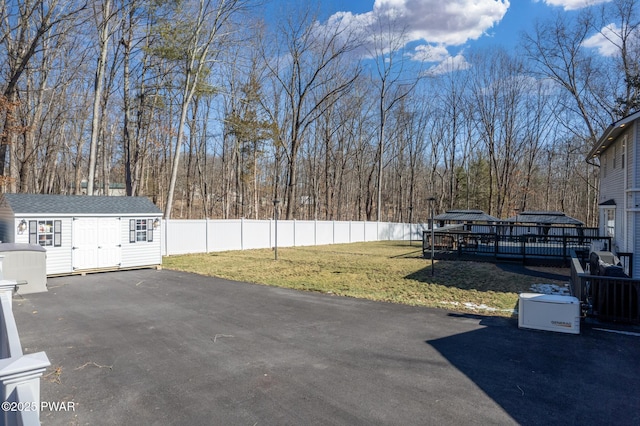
[54,220,62,247]
[29,221,37,244]
[129,219,136,243]
[147,218,153,242]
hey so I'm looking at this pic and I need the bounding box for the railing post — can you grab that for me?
[0,292,50,426]
[0,353,50,426]
[0,256,17,310]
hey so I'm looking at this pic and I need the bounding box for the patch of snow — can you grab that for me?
[440,300,515,314]
[529,283,571,296]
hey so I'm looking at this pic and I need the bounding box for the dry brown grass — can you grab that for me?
[163,241,570,315]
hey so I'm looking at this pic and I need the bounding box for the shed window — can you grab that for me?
[129,219,153,243]
[29,220,62,247]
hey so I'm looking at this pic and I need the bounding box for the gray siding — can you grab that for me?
[636,213,640,279]
[599,133,628,252]
[626,125,638,254]
[0,198,15,243]
[636,121,640,188]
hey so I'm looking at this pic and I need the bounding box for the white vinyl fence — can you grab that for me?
[161,219,429,256]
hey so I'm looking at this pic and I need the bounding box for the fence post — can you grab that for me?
[205,219,209,253]
[241,217,244,250]
[333,221,336,244]
[164,219,168,257]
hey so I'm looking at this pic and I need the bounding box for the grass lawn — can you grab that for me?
[162,241,570,316]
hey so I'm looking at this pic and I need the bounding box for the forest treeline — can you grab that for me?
[1,0,639,225]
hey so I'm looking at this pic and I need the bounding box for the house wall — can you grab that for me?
[0,199,15,243]
[120,216,162,268]
[599,128,631,253]
[633,122,640,278]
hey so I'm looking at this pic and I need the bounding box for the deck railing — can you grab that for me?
[422,225,609,265]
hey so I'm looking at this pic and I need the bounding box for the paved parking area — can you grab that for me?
[11,269,640,425]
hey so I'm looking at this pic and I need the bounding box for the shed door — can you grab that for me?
[72,218,122,270]
[97,218,121,268]
[72,218,98,270]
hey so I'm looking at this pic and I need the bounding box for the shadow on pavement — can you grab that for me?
[427,314,640,425]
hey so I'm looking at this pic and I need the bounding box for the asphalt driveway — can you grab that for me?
[11,269,640,425]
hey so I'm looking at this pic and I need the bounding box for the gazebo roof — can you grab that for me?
[434,210,500,223]
[503,211,584,226]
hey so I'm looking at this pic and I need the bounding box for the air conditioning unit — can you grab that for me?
[518,293,580,335]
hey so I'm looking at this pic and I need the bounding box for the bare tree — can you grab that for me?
[0,0,86,190]
[597,0,640,116]
[261,6,361,219]
[366,15,420,221]
[86,0,117,195]
[157,0,252,219]
[522,10,610,144]
[469,49,529,217]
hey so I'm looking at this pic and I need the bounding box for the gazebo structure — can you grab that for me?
[423,209,606,265]
[503,211,584,226]
[425,210,500,251]
[433,209,500,230]
[502,211,585,239]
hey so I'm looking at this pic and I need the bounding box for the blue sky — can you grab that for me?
[297,0,616,73]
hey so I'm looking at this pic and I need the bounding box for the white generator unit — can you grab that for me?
[518,293,581,335]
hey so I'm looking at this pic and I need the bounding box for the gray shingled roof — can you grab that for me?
[1,193,161,215]
[503,211,584,226]
[434,210,500,223]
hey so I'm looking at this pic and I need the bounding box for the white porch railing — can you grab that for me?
[0,258,50,426]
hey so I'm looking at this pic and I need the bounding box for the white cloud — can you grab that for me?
[424,54,472,76]
[321,0,509,73]
[410,44,449,62]
[327,0,510,47]
[583,23,640,57]
[583,23,621,56]
[537,0,611,11]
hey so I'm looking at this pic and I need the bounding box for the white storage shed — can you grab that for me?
[0,194,162,276]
